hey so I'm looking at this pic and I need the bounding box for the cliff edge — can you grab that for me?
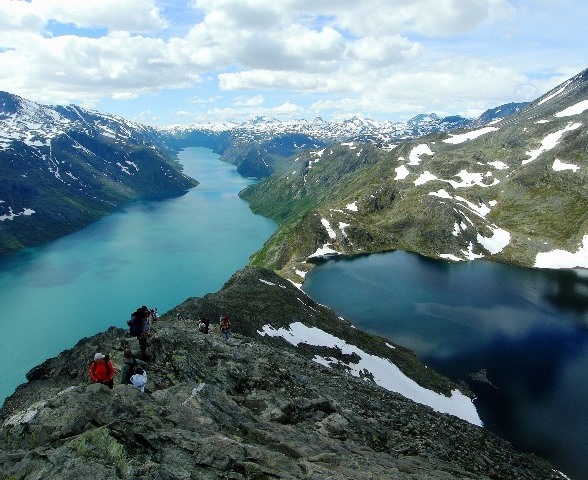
[0,267,564,479]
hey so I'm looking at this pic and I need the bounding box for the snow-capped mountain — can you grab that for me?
[0,92,196,256]
[239,67,588,281]
[164,112,472,147]
[162,106,524,178]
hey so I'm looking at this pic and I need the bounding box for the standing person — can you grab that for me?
[120,348,147,385]
[89,353,115,389]
[128,306,150,361]
[198,317,210,334]
[219,315,231,341]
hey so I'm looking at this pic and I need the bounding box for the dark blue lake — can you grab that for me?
[0,147,276,404]
[303,251,588,480]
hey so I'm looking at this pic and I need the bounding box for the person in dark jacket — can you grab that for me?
[120,348,148,385]
[89,352,115,389]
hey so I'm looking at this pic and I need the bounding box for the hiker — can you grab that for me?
[130,366,148,393]
[120,348,148,385]
[128,306,150,360]
[89,352,115,389]
[150,308,159,324]
[198,317,210,334]
[219,315,231,340]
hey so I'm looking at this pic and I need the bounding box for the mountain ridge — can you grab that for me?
[0,266,566,480]
[238,67,588,283]
[0,91,198,255]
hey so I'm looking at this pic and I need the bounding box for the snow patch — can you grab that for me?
[345,201,358,212]
[257,322,482,426]
[443,127,498,144]
[321,218,337,239]
[535,235,588,268]
[552,159,580,172]
[395,164,410,180]
[408,144,434,166]
[554,100,588,118]
[523,123,582,165]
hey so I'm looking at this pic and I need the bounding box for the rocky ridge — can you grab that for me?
[0,267,565,479]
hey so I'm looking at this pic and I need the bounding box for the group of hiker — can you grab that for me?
[89,307,232,392]
[89,349,147,392]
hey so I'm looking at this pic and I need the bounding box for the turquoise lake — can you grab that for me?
[0,147,276,403]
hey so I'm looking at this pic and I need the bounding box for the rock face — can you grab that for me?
[0,267,564,479]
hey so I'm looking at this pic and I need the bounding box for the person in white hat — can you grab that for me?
[89,352,115,389]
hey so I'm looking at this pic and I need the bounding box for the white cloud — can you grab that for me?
[234,95,265,106]
[0,0,167,34]
[0,0,585,124]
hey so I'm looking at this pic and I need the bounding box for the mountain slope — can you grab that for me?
[0,92,198,256]
[0,266,565,480]
[239,68,588,281]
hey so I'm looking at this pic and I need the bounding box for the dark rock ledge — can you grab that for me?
[0,266,565,479]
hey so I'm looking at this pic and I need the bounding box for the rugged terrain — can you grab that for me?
[163,108,525,179]
[0,267,565,479]
[0,92,197,256]
[239,68,588,282]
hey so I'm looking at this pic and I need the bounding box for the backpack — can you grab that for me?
[127,315,141,336]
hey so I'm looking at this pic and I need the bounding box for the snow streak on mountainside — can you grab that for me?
[0,91,196,256]
[240,68,588,281]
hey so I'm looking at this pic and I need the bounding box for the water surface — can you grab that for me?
[0,147,276,403]
[303,251,588,480]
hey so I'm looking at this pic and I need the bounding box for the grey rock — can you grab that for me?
[0,266,565,479]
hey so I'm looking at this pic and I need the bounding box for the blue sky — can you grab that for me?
[0,0,586,126]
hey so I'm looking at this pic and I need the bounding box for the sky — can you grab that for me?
[0,0,586,126]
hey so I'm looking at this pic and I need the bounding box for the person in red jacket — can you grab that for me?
[89,352,115,389]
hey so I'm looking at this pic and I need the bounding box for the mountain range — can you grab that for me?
[0,92,197,256]
[0,89,526,256]
[239,68,588,283]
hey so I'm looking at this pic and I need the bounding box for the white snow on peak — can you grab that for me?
[535,235,588,268]
[257,322,482,426]
[552,159,580,172]
[443,126,498,144]
[554,100,588,118]
[523,122,582,165]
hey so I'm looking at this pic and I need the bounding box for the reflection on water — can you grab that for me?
[303,251,588,480]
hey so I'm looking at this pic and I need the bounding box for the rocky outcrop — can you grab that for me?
[0,267,564,479]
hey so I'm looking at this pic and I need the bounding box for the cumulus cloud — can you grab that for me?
[0,0,583,123]
[0,0,167,35]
